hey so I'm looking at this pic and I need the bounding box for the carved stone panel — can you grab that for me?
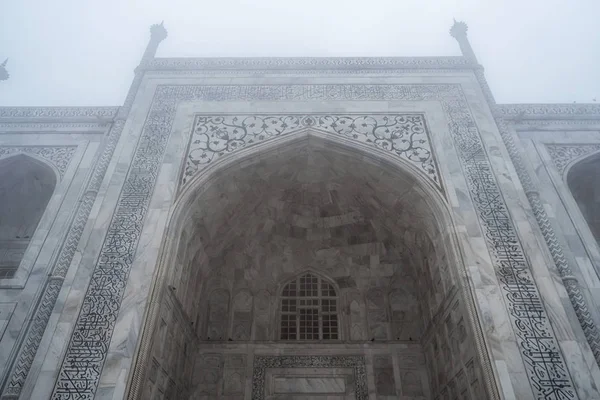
[253,290,271,341]
[251,355,367,400]
[231,290,253,341]
[348,293,367,341]
[545,143,600,175]
[192,353,223,396]
[366,289,388,340]
[374,355,396,397]
[182,114,441,192]
[400,370,425,397]
[207,289,230,340]
[223,354,246,396]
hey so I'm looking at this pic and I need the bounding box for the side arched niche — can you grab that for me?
[131,134,496,400]
[0,154,56,279]
[567,152,600,245]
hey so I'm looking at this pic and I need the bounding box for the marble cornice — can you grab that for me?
[497,103,600,120]
[145,56,475,71]
[0,106,120,122]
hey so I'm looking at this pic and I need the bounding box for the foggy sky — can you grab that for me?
[1,0,598,107]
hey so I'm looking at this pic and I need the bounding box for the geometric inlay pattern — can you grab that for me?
[50,84,574,399]
[183,114,440,191]
[251,355,367,400]
[0,146,77,178]
[545,143,600,175]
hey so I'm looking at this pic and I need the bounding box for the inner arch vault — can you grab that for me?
[131,135,495,399]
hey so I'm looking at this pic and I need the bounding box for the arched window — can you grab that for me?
[568,153,600,244]
[280,272,338,340]
[0,155,56,279]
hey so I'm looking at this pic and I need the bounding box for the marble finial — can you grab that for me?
[449,20,468,39]
[0,58,9,81]
[449,20,478,63]
[150,21,168,42]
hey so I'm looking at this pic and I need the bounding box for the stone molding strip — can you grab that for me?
[497,103,600,119]
[0,107,119,121]
[146,56,475,71]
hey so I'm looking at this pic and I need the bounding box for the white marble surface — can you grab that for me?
[2,68,599,400]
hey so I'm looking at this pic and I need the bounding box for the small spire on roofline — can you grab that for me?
[449,20,478,63]
[0,58,9,81]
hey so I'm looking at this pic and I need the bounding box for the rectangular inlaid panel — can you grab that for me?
[253,356,366,400]
[273,376,347,394]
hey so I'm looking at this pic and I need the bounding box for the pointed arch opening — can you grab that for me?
[567,152,600,245]
[0,154,56,279]
[131,134,496,400]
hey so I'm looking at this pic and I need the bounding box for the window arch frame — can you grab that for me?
[0,153,59,283]
[276,271,342,341]
[566,150,600,247]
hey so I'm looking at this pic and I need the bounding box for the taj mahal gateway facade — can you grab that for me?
[0,21,599,400]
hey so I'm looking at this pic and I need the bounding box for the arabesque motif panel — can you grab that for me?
[183,114,439,191]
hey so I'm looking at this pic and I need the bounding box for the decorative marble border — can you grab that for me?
[0,107,119,120]
[511,119,600,127]
[545,143,600,175]
[251,355,367,399]
[47,83,574,399]
[148,68,475,77]
[147,56,473,71]
[497,103,600,118]
[0,122,109,131]
[182,113,441,192]
[0,146,77,178]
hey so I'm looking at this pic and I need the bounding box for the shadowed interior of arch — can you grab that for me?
[138,138,490,399]
[0,154,56,279]
[568,152,600,245]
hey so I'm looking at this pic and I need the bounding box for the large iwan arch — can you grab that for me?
[129,134,497,399]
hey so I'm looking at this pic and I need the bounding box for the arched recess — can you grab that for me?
[128,133,498,400]
[567,151,600,245]
[0,154,57,279]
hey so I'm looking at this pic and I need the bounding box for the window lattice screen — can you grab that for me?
[280,273,338,340]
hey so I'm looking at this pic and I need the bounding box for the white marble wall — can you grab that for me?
[1,68,600,400]
[510,120,600,380]
[0,111,113,399]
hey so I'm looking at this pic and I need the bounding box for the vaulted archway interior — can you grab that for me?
[0,155,56,279]
[568,153,600,245]
[140,137,491,399]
